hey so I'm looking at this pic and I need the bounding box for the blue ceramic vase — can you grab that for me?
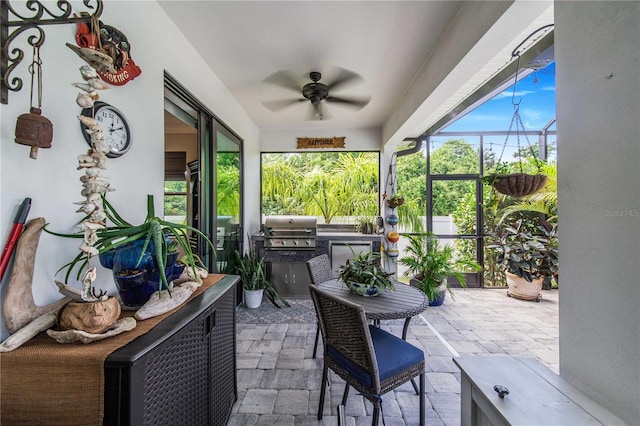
[99,237,184,309]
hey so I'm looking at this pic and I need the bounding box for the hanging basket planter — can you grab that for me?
[492,173,547,198]
[386,196,404,209]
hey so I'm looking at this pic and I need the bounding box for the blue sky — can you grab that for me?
[445,62,556,133]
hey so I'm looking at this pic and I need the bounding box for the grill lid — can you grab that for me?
[265,216,317,230]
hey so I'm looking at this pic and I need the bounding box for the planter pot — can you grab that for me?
[99,236,174,271]
[244,289,264,308]
[113,261,185,310]
[428,282,447,307]
[345,281,384,297]
[387,197,404,208]
[114,270,152,309]
[358,223,374,234]
[100,236,183,309]
[492,173,547,198]
[506,272,543,302]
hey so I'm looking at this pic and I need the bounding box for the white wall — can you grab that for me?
[0,0,258,341]
[555,1,639,423]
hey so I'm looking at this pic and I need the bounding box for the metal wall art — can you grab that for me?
[1,0,104,104]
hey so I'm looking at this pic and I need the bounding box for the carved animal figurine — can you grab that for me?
[58,297,121,334]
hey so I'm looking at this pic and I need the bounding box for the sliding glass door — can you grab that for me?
[164,72,243,274]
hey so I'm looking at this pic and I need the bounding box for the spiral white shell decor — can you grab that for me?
[73,65,114,302]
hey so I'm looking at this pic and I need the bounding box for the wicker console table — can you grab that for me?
[0,274,239,426]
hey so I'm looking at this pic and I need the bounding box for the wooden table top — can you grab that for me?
[317,279,428,321]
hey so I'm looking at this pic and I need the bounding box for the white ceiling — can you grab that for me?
[158,1,554,142]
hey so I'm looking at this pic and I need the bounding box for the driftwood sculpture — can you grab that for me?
[58,297,121,334]
[0,311,58,352]
[47,317,136,344]
[2,217,70,334]
[134,267,208,320]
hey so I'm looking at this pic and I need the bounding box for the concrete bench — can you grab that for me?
[453,356,625,425]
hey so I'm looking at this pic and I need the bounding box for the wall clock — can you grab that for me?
[80,101,132,158]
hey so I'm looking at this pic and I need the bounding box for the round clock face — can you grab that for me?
[80,101,132,158]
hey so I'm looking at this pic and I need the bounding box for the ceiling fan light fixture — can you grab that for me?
[261,68,369,120]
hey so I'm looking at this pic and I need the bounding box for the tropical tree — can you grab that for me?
[430,139,479,216]
[217,163,241,217]
[261,152,379,223]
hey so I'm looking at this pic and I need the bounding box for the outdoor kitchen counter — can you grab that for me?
[317,232,384,239]
[252,232,382,263]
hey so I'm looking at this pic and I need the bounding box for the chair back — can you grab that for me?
[309,285,380,389]
[306,254,333,285]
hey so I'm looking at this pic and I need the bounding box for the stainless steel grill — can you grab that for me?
[264,216,317,250]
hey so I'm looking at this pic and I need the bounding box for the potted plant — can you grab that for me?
[386,194,404,209]
[337,249,395,297]
[355,216,376,234]
[399,233,481,306]
[46,194,214,307]
[487,219,558,301]
[233,245,289,309]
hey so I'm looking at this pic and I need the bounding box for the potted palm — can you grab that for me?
[337,249,395,297]
[233,245,289,309]
[399,233,481,306]
[487,219,558,301]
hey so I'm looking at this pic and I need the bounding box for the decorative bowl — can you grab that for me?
[345,281,384,297]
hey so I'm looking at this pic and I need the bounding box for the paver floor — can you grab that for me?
[230,287,559,425]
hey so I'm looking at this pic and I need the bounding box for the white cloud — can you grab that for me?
[494,90,535,99]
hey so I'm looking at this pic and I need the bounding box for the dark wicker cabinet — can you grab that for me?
[103,275,238,425]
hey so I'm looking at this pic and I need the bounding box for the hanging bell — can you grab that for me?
[15,107,53,159]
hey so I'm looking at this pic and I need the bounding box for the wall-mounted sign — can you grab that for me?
[297,137,345,149]
[75,19,142,86]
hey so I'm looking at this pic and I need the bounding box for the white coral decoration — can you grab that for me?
[74,65,113,302]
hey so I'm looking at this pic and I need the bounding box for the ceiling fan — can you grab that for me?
[262,69,370,120]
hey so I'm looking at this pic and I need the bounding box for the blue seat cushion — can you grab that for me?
[327,325,424,388]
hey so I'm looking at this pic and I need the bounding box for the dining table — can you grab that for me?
[316,279,429,340]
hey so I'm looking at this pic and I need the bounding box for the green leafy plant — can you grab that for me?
[399,233,481,301]
[355,216,376,234]
[46,194,214,293]
[338,249,395,291]
[487,219,558,286]
[233,244,290,308]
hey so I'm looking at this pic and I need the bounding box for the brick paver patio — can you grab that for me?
[230,287,559,425]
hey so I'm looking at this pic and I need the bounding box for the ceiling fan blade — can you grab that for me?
[326,95,371,110]
[262,98,305,112]
[326,67,363,92]
[263,70,302,93]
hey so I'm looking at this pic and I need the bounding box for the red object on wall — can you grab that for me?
[0,198,31,281]
[75,20,141,86]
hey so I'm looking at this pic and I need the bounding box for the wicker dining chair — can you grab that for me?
[309,285,426,426]
[306,254,333,358]
[307,254,333,285]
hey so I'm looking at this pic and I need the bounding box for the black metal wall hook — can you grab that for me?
[1,0,103,104]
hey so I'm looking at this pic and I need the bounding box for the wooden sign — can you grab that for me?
[297,137,345,149]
